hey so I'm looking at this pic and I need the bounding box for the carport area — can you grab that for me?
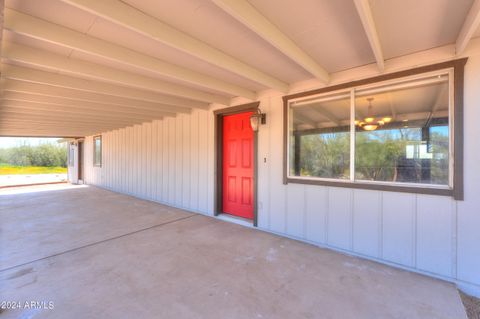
[0,184,467,319]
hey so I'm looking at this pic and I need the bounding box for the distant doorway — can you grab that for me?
[78,140,84,183]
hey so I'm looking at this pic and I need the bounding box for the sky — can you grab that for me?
[0,137,64,149]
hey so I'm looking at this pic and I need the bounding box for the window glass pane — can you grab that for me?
[289,92,350,179]
[94,137,101,165]
[354,75,449,185]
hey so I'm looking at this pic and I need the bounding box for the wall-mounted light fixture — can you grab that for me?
[249,108,266,132]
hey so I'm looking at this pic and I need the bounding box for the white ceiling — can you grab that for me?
[0,0,478,137]
[122,0,312,83]
[248,0,374,73]
[370,0,473,58]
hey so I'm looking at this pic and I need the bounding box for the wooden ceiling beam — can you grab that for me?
[0,123,127,135]
[0,131,89,138]
[61,0,289,92]
[0,123,136,136]
[0,122,120,130]
[2,79,207,110]
[1,65,209,109]
[212,0,329,83]
[307,107,340,126]
[0,102,165,122]
[0,110,146,125]
[4,9,256,100]
[2,91,180,117]
[292,112,317,127]
[0,119,129,129]
[0,131,90,137]
[3,42,230,104]
[456,0,480,55]
[0,126,105,136]
[353,0,385,71]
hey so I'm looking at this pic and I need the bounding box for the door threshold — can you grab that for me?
[216,213,254,228]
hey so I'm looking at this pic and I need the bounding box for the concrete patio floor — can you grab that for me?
[0,184,467,319]
[0,174,67,188]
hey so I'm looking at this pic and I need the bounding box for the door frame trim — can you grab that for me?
[77,139,84,183]
[214,102,260,226]
[72,138,85,184]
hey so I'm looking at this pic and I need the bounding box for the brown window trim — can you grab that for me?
[283,58,468,200]
[93,135,102,167]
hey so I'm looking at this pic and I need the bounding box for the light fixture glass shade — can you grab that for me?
[362,124,378,131]
[358,97,391,131]
[250,115,260,132]
[250,109,266,131]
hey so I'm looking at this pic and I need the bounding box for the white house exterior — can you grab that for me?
[73,40,480,297]
[0,0,479,300]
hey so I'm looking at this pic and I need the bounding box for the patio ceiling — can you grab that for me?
[0,0,479,137]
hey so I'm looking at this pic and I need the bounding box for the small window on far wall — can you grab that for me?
[284,59,467,200]
[94,136,102,167]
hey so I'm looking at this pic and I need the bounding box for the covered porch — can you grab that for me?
[1,0,480,317]
[0,184,467,318]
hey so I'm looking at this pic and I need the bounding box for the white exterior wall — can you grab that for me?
[84,110,214,214]
[83,44,480,297]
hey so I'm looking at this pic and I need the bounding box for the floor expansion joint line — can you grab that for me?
[0,214,198,273]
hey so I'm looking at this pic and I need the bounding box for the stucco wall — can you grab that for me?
[81,44,480,296]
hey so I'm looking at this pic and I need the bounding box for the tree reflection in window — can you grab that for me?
[288,73,450,186]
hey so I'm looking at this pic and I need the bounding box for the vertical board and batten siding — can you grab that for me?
[455,52,480,291]
[84,111,212,215]
[82,51,480,296]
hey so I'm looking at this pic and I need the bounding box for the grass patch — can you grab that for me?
[0,164,67,175]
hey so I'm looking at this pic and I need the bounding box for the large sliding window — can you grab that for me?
[283,60,466,199]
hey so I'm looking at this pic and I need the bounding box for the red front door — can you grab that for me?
[222,112,254,219]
